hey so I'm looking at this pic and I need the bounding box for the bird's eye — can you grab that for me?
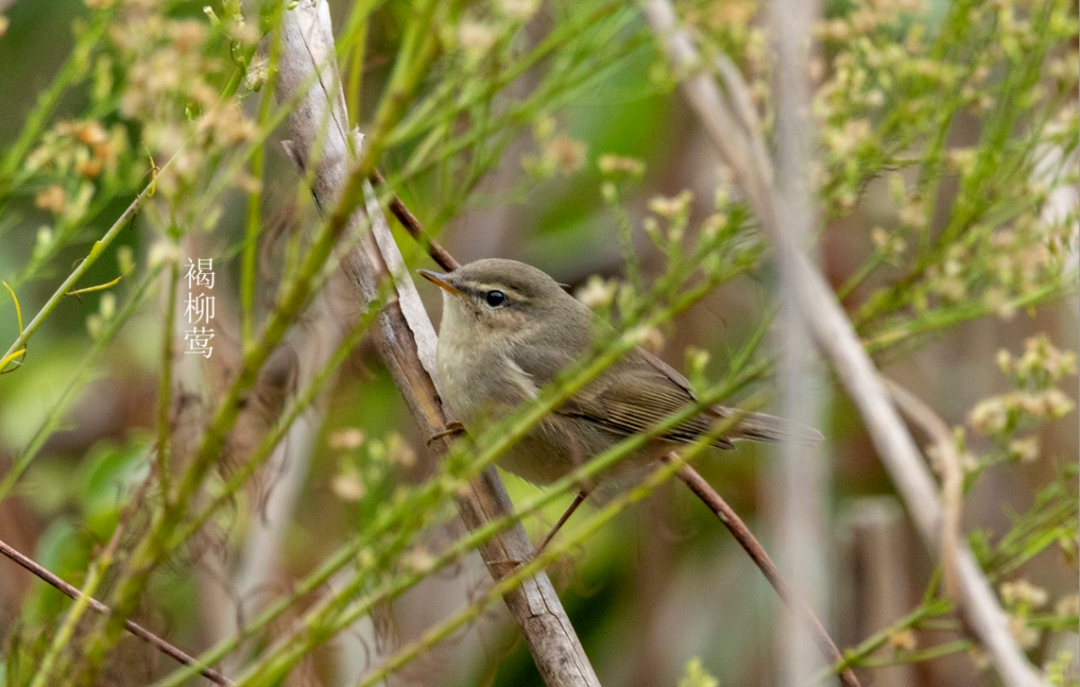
[485,290,507,307]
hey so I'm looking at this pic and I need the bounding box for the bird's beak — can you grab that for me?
[418,269,463,296]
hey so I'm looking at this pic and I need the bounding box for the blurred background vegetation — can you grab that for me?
[0,0,1076,686]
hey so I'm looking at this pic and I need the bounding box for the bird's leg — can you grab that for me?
[482,487,593,573]
[474,489,592,575]
[535,488,590,556]
[427,421,465,447]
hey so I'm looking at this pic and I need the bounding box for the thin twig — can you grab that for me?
[883,379,963,601]
[800,266,1047,687]
[371,170,458,272]
[31,487,131,686]
[0,538,232,686]
[664,456,862,687]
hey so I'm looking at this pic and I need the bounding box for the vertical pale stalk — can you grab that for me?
[155,257,179,502]
[768,0,832,685]
[240,3,285,349]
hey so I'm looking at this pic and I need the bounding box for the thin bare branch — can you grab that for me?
[0,538,232,686]
[378,81,860,687]
[371,170,459,272]
[884,379,964,602]
[376,65,858,687]
[664,456,861,687]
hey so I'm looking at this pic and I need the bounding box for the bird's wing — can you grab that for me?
[643,346,825,445]
[508,306,823,448]
[556,347,737,450]
[559,346,824,448]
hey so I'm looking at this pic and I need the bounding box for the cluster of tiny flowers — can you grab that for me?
[27,121,125,189]
[968,389,1074,437]
[575,275,619,310]
[97,1,259,198]
[456,20,497,60]
[1000,578,1050,650]
[813,0,932,207]
[643,190,694,247]
[683,0,768,74]
[328,429,419,503]
[522,116,587,178]
[891,141,1077,321]
[812,0,1077,235]
[887,628,918,652]
[999,335,1079,387]
[598,154,646,180]
[446,0,539,66]
[968,336,1077,441]
[25,118,130,232]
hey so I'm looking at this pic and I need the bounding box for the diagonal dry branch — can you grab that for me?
[275,3,599,685]
[664,456,861,687]
[0,538,232,686]
[642,2,1048,686]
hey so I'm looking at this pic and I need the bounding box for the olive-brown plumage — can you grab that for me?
[421,258,821,496]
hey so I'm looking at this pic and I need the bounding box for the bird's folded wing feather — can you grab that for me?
[511,330,822,447]
[555,348,738,449]
[557,347,823,448]
[635,347,824,445]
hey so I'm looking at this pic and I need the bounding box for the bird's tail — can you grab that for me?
[709,406,824,447]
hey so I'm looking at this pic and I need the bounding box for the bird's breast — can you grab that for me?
[436,332,538,426]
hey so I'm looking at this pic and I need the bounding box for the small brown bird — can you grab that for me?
[421,258,821,548]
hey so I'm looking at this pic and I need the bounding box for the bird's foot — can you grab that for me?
[427,422,465,447]
[484,557,529,577]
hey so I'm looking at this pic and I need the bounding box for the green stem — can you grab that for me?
[0,182,157,367]
[155,257,179,503]
[354,454,693,687]
[345,13,368,128]
[29,545,117,687]
[0,8,113,190]
[860,639,975,668]
[0,264,164,502]
[77,1,449,665]
[863,273,1077,352]
[234,383,761,686]
[241,6,285,349]
[815,600,951,679]
[153,234,763,685]
[223,241,763,683]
